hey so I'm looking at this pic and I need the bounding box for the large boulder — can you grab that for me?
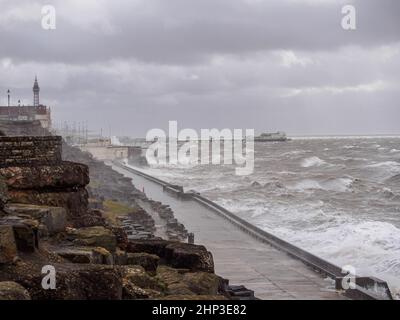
[0,282,30,300]
[127,240,214,273]
[0,226,18,264]
[67,226,117,252]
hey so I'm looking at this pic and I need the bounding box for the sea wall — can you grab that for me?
[79,145,142,161]
[0,136,62,168]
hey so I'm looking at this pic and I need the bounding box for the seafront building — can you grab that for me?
[0,77,51,129]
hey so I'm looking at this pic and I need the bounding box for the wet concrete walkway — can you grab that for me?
[110,163,345,300]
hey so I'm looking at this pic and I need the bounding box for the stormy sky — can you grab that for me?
[0,0,399,136]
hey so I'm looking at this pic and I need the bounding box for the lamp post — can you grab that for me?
[7,89,11,119]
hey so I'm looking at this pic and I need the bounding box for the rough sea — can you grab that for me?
[134,137,400,296]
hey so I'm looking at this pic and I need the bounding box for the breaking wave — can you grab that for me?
[301,156,327,168]
[366,161,400,179]
[273,220,400,296]
[290,177,354,192]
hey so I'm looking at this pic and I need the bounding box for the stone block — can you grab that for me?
[55,246,113,265]
[7,204,67,235]
[127,239,214,273]
[42,208,67,234]
[67,226,117,252]
[0,226,18,264]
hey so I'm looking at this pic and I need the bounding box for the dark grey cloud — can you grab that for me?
[0,0,399,65]
[0,0,399,136]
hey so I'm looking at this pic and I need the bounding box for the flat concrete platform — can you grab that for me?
[111,164,345,300]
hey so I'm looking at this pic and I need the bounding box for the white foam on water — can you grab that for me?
[290,179,322,191]
[272,220,400,297]
[323,177,354,192]
[366,161,400,179]
[301,156,327,168]
[128,138,400,298]
[289,177,354,192]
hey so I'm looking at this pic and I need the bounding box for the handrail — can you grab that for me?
[111,161,393,300]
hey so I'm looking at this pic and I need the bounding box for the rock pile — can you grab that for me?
[149,201,188,241]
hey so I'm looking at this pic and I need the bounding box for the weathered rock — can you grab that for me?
[183,272,221,295]
[0,175,8,210]
[121,266,165,292]
[110,225,128,250]
[72,209,105,228]
[54,246,113,265]
[0,217,39,252]
[0,281,31,300]
[6,188,89,222]
[42,208,67,234]
[6,204,67,235]
[127,252,160,273]
[0,226,18,264]
[0,263,123,300]
[114,249,128,265]
[127,240,214,273]
[156,266,221,296]
[13,223,38,252]
[0,162,89,190]
[67,226,117,252]
[165,242,214,273]
[0,135,61,167]
[121,266,164,299]
[122,281,152,299]
[92,247,114,265]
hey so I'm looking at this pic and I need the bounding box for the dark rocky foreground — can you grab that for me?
[0,121,243,300]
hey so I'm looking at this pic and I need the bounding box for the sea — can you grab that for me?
[131,136,400,297]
